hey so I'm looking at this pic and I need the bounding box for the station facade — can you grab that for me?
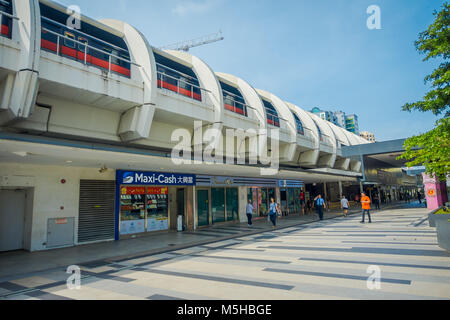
[1,0,376,252]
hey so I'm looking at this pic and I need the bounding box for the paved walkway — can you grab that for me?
[0,205,370,280]
[3,202,447,300]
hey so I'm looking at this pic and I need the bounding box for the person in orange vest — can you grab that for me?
[360,193,372,224]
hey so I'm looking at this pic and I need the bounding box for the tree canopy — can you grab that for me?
[398,2,450,181]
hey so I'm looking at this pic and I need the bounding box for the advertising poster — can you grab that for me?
[147,218,169,232]
[120,219,145,235]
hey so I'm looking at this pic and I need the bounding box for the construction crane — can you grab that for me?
[159,30,224,52]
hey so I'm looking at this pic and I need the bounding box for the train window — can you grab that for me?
[64,31,75,48]
[78,36,87,51]
[102,47,112,59]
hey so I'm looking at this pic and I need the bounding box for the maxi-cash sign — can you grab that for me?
[117,170,196,186]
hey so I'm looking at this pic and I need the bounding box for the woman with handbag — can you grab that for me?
[268,198,279,229]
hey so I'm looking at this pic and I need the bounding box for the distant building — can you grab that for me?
[345,114,359,135]
[360,131,376,143]
[334,111,346,128]
[311,108,360,135]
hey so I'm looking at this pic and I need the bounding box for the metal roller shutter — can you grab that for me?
[78,180,115,243]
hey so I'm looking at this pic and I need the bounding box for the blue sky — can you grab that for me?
[57,0,444,141]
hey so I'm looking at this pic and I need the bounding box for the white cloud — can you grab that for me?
[172,0,220,16]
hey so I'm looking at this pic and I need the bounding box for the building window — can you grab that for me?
[262,99,280,127]
[292,112,305,135]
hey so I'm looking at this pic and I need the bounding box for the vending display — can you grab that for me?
[119,186,169,235]
[147,187,169,232]
[119,187,146,235]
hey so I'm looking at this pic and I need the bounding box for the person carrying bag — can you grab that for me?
[268,198,279,229]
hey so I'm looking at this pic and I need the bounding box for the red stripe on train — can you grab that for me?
[41,39,131,77]
[1,24,9,36]
[225,104,245,115]
[158,80,202,102]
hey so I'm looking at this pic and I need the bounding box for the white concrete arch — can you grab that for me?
[215,72,266,129]
[166,50,224,127]
[0,0,41,125]
[100,19,157,142]
[328,123,352,170]
[256,89,298,163]
[163,50,224,157]
[343,129,362,146]
[285,102,320,167]
[308,112,337,168]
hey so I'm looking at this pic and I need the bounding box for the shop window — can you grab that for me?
[119,186,169,235]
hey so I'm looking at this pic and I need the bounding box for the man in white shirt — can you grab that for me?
[341,196,350,217]
[246,200,254,227]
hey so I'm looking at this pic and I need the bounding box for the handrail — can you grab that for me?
[157,71,210,93]
[155,62,199,83]
[42,27,140,69]
[41,16,129,55]
[222,88,245,101]
[0,10,19,20]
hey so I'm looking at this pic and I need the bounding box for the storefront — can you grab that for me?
[247,187,276,217]
[115,170,196,239]
[279,180,305,216]
[196,176,283,226]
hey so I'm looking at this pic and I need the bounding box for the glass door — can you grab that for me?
[197,189,210,227]
[226,188,239,221]
[211,188,225,223]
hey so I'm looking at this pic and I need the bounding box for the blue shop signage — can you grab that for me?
[117,170,196,186]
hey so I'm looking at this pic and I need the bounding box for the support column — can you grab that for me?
[338,181,343,199]
[323,182,328,211]
[186,186,195,231]
[238,187,248,223]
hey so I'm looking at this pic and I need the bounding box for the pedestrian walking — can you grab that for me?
[417,192,422,204]
[373,194,380,210]
[314,194,326,221]
[246,200,254,227]
[306,199,312,214]
[360,193,372,223]
[268,198,279,229]
[341,196,349,217]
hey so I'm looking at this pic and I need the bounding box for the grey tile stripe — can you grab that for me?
[190,254,291,264]
[219,248,267,252]
[198,229,239,235]
[298,257,450,270]
[147,294,185,300]
[134,268,294,291]
[326,230,436,234]
[263,268,411,285]
[25,290,74,300]
[342,241,438,246]
[0,282,29,292]
[260,245,450,257]
[183,232,224,238]
[82,271,135,283]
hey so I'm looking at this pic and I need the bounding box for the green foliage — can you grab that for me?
[399,2,450,180]
[398,118,450,180]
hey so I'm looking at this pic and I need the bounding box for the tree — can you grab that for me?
[398,2,450,181]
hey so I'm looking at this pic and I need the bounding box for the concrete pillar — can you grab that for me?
[323,182,328,211]
[238,187,248,223]
[186,186,195,231]
[338,181,343,199]
[168,187,177,231]
[360,181,364,194]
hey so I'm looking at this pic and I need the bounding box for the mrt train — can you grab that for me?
[39,2,131,78]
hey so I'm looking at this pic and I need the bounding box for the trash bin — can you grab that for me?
[177,215,183,232]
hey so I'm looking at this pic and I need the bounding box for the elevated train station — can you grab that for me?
[0,0,407,253]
